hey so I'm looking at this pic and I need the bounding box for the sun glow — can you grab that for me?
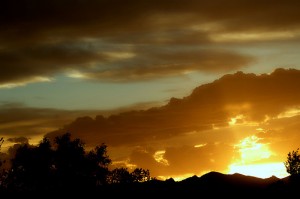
[229,162,289,179]
[229,135,288,178]
[236,135,272,162]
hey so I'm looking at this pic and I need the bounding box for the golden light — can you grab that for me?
[228,114,245,126]
[229,162,289,179]
[229,135,289,178]
[194,143,207,148]
[277,107,300,118]
[236,135,272,163]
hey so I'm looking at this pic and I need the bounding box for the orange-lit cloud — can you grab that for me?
[40,68,300,178]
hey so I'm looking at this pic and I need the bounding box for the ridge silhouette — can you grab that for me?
[94,171,299,198]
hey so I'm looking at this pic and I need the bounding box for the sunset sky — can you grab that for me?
[1,0,300,180]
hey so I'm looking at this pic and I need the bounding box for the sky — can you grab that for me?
[1,0,300,180]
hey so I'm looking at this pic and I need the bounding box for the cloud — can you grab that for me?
[0,40,253,85]
[258,114,300,156]
[2,0,300,39]
[0,103,104,147]
[7,137,29,144]
[47,68,300,144]
[0,100,159,152]
[0,42,108,85]
[1,0,299,86]
[75,48,253,82]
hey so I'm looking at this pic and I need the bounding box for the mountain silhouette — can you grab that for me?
[90,171,300,198]
[174,171,299,197]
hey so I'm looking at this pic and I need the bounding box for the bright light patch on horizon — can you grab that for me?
[228,135,289,178]
[228,162,289,179]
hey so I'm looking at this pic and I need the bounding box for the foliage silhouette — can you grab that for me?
[284,148,300,176]
[0,133,151,193]
[108,167,132,184]
[0,137,3,168]
[131,168,151,182]
[107,167,151,184]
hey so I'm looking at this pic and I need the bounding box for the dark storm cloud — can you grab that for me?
[1,0,299,85]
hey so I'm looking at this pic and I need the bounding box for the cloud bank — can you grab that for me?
[42,68,300,177]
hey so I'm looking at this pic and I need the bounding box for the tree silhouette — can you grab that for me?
[86,143,111,186]
[1,133,151,193]
[53,133,87,189]
[108,167,133,184]
[284,148,300,176]
[7,138,54,191]
[108,167,151,184]
[131,168,151,182]
[0,137,4,190]
[0,137,3,168]
[0,137,3,148]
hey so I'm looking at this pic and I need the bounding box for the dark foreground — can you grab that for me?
[1,171,299,198]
